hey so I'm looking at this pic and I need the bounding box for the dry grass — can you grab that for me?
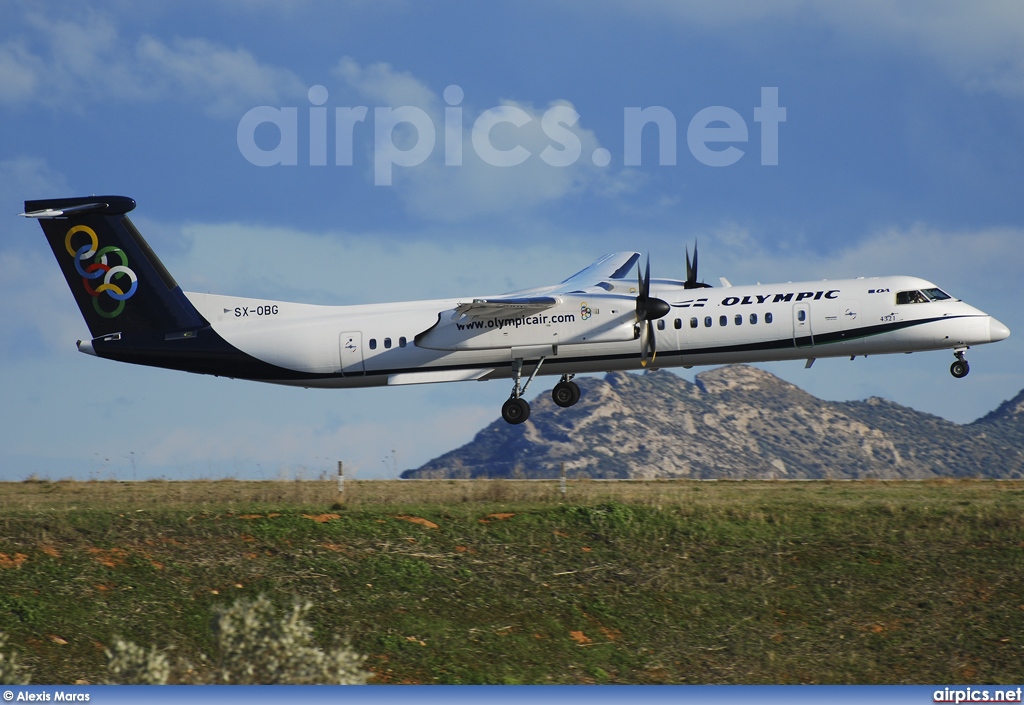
[3,476,1019,512]
[2,478,1023,684]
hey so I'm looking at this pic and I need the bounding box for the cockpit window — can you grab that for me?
[897,288,954,304]
[896,290,927,304]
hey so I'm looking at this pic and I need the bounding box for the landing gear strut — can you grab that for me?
[552,374,581,408]
[501,357,547,425]
[950,348,970,379]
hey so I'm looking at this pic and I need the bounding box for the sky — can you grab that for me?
[2,0,1023,481]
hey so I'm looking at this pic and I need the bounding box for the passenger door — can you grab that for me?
[339,332,365,375]
[793,304,813,348]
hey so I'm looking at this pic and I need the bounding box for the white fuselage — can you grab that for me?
[181,274,1008,389]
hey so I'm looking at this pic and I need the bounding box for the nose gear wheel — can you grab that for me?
[950,349,970,379]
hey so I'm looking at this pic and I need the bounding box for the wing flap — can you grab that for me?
[454,296,560,319]
[388,368,494,385]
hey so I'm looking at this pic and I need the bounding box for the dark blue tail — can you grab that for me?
[24,196,207,338]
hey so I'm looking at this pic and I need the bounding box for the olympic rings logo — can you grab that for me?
[64,225,138,318]
[580,302,592,320]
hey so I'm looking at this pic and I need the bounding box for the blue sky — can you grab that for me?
[2,1,1023,480]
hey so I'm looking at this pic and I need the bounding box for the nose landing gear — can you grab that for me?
[950,348,970,379]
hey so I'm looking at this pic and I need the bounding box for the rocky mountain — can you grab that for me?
[402,365,1024,480]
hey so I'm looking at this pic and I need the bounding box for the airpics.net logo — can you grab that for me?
[236,85,786,185]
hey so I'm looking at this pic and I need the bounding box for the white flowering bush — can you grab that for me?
[208,595,367,684]
[105,638,172,685]
[106,595,368,685]
[0,632,30,685]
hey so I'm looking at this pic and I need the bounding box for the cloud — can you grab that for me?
[701,221,1024,305]
[0,156,69,212]
[163,220,588,304]
[334,57,437,110]
[0,158,84,357]
[607,1,1024,98]
[332,57,634,222]
[0,247,87,358]
[400,98,633,222]
[136,400,495,480]
[134,36,306,117]
[0,9,305,116]
[0,40,42,104]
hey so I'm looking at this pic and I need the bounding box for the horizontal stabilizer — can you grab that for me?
[22,196,137,218]
[22,203,109,218]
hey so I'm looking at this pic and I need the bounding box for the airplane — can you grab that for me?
[23,195,1011,425]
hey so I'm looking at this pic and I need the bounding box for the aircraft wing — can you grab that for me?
[450,252,640,319]
[553,251,640,291]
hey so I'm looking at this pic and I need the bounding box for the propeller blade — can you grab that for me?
[639,319,649,366]
[636,256,651,322]
[684,240,712,289]
[636,255,668,367]
[640,319,658,367]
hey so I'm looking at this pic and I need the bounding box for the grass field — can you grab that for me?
[1,478,1023,684]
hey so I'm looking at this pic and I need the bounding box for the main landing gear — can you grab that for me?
[501,360,581,425]
[501,396,531,424]
[501,357,543,425]
[552,374,581,408]
[950,348,970,379]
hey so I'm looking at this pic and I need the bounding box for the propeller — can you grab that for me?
[635,256,670,367]
[684,241,712,289]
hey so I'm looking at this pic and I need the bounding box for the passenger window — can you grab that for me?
[399,336,407,348]
[384,337,392,349]
[750,313,757,324]
[797,309,806,322]
[657,320,665,331]
[369,338,377,350]
[690,317,698,329]
[765,312,773,323]
[674,318,682,330]
[720,315,727,326]
[704,316,712,328]
[734,314,742,325]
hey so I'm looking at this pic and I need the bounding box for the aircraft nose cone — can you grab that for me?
[989,317,1011,342]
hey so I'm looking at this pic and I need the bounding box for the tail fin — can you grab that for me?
[23,196,207,338]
